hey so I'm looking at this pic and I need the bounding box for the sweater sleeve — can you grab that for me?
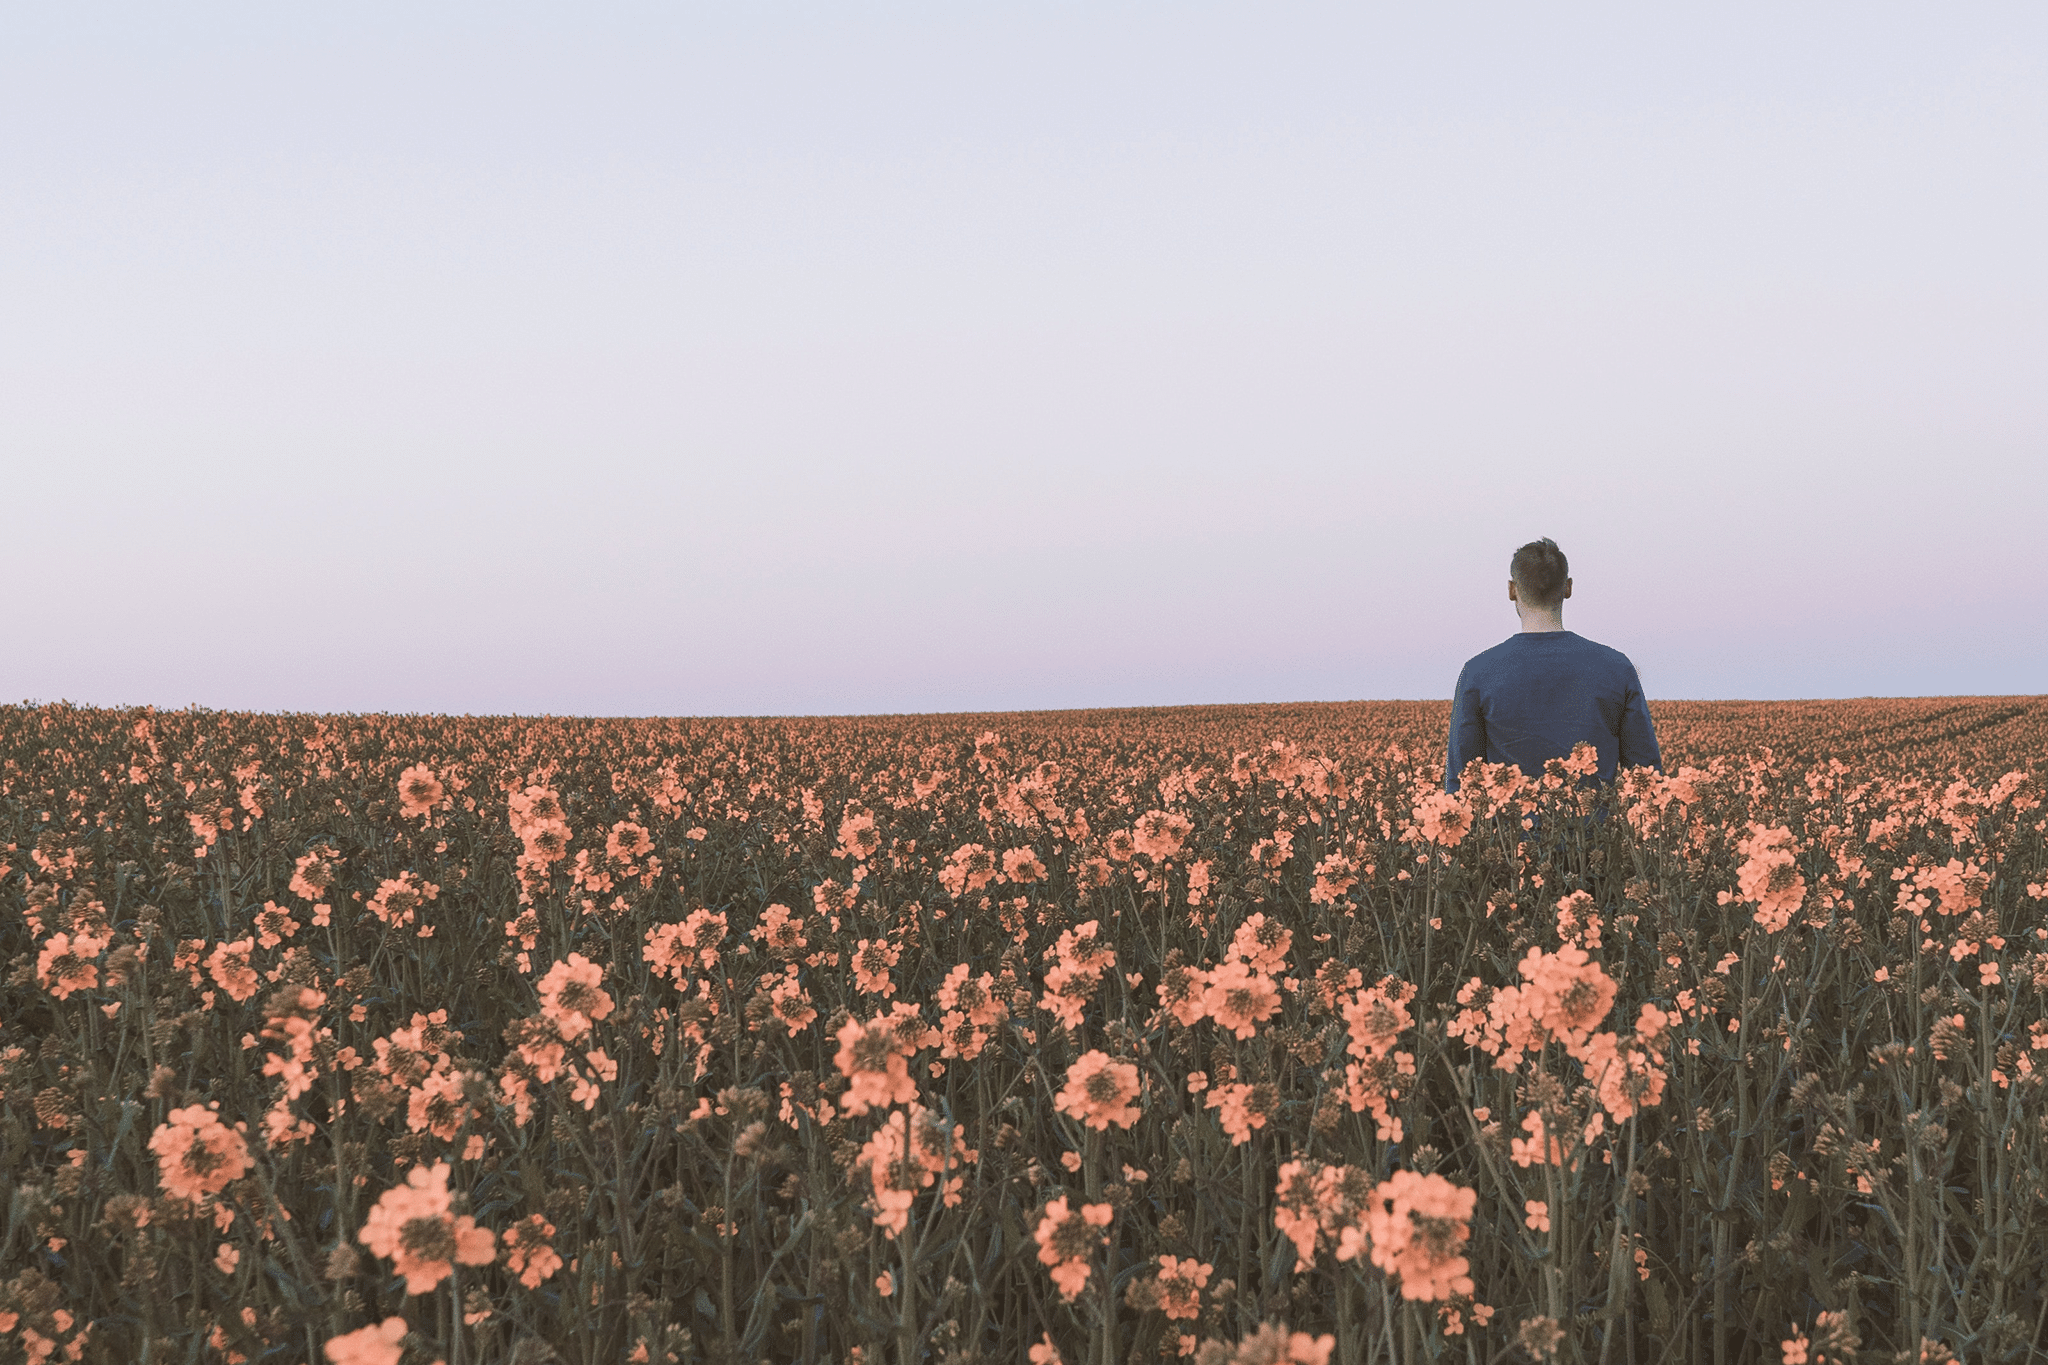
[1446,662,1486,793]
[1617,659,1662,776]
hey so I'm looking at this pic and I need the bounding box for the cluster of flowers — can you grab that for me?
[1333,975,1419,1142]
[1032,1196,1116,1300]
[25,881,137,1018]
[0,1293,91,1365]
[1272,1163,1484,1308]
[857,1104,977,1236]
[256,986,331,1147]
[1031,1320,1336,1365]
[505,781,572,913]
[1447,933,1671,1134]
[356,1161,495,1294]
[1041,920,1119,1031]
[147,1103,252,1204]
[13,704,2046,1361]
[498,953,617,1124]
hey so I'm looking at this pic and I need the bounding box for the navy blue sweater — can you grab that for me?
[1444,631,1662,801]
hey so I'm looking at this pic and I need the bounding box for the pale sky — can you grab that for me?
[4,4,2043,716]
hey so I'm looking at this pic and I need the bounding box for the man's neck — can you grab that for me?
[1518,620,1567,634]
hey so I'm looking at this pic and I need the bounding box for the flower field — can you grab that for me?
[2,695,2046,1365]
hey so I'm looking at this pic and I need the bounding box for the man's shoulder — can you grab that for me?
[1460,636,1522,671]
[1466,634,1531,667]
[1462,633,1638,674]
[1570,634,1639,672]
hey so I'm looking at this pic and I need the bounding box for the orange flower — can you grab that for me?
[1515,944,1616,1046]
[149,1104,251,1202]
[205,939,260,1003]
[1354,1169,1476,1301]
[834,1014,921,1116]
[1040,922,1117,1031]
[972,729,1010,768]
[643,909,728,982]
[289,845,339,902]
[1198,1324,1335,1365]
[1229,913,1292,975]
[1273,1160,1334,1265]
[1553,889,1601,950]
[1333,1051,1416,1142]
[936,964,1007,1028]
[501,1214,562,1289]
[506,783,566,836]
[856,1102,974,1236]
[1002,847,1049,883]
[323,1317,407,1365]
[1153,1255,1212,1320]
[536,953,614,1041]
[1204,1081,1271,1145]
[1577,1030,1669,1123]
[358,1162,496,1295]
[1343,979,1416,1059]
[1510,1110,1566,1168]
[260,987,328,1103]
[852,938,901,996]
[252,900,298,949]
[1732,822,1804,933]
[937,843,997,897]
[366,872,439,932]
[835,805,881,861]
[396,764,444,820]
[525,823,570,862]
[406,1068,479,1142]
[1034,1196,1113,1301]
[1248,832,1291,870]
[1202,960,1280,1040]
[764,966,818,1033]
[36,930,106,1000]
[1158,960,1210,1027]
[1054,1050,1141,1130]
[751,903,807,956]
[1310,852,1359,905]
[1415,791,1474,847]
[606,820,654,861]
[1131,809,1192,860]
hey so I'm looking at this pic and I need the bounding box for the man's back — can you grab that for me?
[1445,631,1661,796]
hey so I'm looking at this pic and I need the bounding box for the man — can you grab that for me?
[1445,538,1662,827]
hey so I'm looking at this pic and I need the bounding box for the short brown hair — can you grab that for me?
[1510,537,1569,612]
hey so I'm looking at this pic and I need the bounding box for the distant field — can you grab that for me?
[2,697,2045,1365]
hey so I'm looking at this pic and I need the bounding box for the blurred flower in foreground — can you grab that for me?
[358,1162,496,1294]
[1517,1318,1566,1361]
[834,1011,924,1116]
[1351,1170,1476,1300]
[323,1317,407,1365]
[1190,1322,1334,1365]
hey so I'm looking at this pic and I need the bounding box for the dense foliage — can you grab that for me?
[2,697,2045,1365]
